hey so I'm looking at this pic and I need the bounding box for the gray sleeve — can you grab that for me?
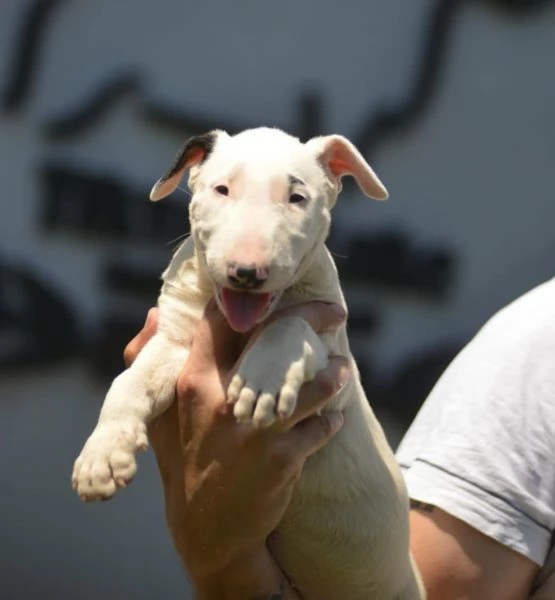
[396,324,555,566]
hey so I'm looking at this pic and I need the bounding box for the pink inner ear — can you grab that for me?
[328,157,353,178]
[185,147,206,169]
[321,137,387,200]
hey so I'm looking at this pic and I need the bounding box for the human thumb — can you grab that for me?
[291,410,344,458]
[190,299,243,372]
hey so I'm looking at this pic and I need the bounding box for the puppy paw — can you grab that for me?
[71,419,148,502]
[228,353,307,427]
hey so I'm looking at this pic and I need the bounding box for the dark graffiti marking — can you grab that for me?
[43,78,324,142]
[0,257,80,371]
[103,259,166,299]
[40,163,189,243]
[487,0,554,13]
[354,0,554,161]
[43,72,249,140]
[0,0,544,152]
[355,0,463,161]
[2,0,66,112]
[44,73,143,139]
[3,0,554,147]
[339,229,455,299]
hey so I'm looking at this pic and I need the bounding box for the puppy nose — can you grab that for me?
[227,263,269,289]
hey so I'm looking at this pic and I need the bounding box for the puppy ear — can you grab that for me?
[149,130,222,201]
[307,134,388,201]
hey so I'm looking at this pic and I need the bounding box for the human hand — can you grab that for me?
[124,301,349,591]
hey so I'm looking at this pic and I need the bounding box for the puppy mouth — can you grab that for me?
[217,287,281,332]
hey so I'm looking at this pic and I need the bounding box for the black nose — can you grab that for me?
[227,263,269,290]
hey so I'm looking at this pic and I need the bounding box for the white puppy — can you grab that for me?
[72,127,425,600]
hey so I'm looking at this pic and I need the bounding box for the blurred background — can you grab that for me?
[1,0,554,597]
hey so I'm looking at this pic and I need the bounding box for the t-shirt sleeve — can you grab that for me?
[396,323,555,566]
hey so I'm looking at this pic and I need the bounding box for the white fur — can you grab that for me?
[72,127,425,599]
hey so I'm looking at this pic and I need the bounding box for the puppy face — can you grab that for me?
[150,127,387,332]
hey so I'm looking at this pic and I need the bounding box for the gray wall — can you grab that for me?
[1,1,554,598]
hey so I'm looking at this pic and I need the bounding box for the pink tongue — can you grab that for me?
[221,288,272,332]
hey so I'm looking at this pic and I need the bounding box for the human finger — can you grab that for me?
[281,410,344,461]
[185,299,245,375]
[284,355,351,428]
[148,401,181,486]
[123,308,159,367]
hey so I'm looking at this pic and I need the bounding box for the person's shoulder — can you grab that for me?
[396,277,555,466]
[469,278,555,362]
[483,278,555,333]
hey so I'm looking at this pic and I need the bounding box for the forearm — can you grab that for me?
[190,546,302,600]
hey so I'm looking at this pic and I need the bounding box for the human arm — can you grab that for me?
[124,302,350,599]
[396,303,555,600]
[409,501,539,600]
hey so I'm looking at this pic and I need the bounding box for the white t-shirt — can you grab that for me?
[396,278,555,598]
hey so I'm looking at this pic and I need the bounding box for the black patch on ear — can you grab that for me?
[160,131,217,183]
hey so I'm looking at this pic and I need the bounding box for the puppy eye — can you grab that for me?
[289,193,306,204]
[215,185,229,196]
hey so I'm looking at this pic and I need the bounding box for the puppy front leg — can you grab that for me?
[72,334,187,501]
[227,316,329,427]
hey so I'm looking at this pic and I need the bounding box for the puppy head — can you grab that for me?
[150,127,387,332]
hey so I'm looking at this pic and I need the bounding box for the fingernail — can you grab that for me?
[327,411,344,435]
[338,365,351,389]
[325,303,347,319]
